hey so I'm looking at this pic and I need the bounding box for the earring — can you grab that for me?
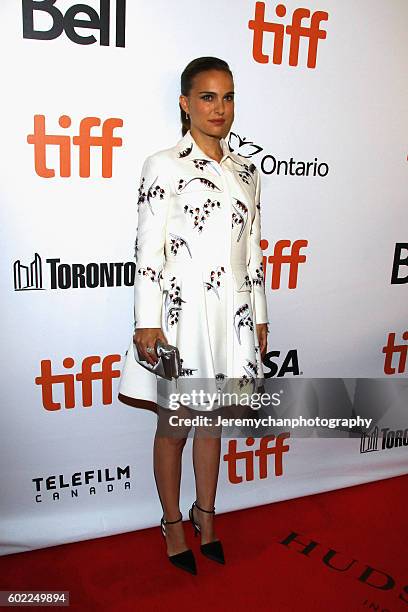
[186,112,189,120]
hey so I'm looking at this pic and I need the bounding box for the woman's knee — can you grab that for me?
[155,409,191,440]
[155,434,189,449]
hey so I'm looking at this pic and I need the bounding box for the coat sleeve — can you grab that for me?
[248,167,269,325]
[133,154,170,329]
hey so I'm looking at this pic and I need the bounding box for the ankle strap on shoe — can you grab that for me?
[194,500,215,513]
[162,512,183,524]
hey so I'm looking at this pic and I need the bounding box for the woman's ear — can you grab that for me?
[179,94,188,115]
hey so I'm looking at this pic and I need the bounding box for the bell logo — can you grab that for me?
[391,243,408,284]
[27,115,123,178]
[22,0,126,47]
[248,2,328,68]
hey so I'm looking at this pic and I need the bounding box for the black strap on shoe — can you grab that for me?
[194,500,215,514]
[162,512,183,524]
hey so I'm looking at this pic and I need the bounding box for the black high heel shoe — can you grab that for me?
[189,501,225,565]
[160,513,197,575]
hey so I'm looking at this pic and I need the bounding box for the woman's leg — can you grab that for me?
[153,404,192,556]
[192,410,223,545]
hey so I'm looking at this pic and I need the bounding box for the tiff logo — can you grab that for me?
[35,354,121,410]
[248,2,328,68]
[382,331,408,375]
[223,433,290,483]
[27,115,123,178]
[14,253,43,290]
[261,239,308,289]
[22,0,126,47]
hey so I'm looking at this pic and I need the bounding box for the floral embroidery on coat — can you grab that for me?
[169,233,192,257]
[137,176,166,215]
[243,359,259,380]
[203,266,226,298]
[137,266,160,283]
[239,364,258,390]
[177,177,221,193]
[183,199,221,232]
[192,159,213,171]
[179,358,198,377]
[163,277,186,330]
[134,236,138,259]
[252,261,265,287]
[231,199,249,242]
[229,158,256,186]
[237,273,252,292]
[178,144,193,158]
[233,304,254,344]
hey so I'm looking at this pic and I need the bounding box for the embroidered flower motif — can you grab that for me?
[177,177,221,193]
[238,170,252,185]
[238,360,259,390]
[169,233,192,257]
[163,277,186,330]
[134,236,138,260]
[233,304,253,344]
[252,262,264,287]
[215,372,227,383]
[193,159,212,171]
[137,266,160,283]
[238,375,253,389]
[137,176,166,215]
[231,199,249,242]
[178,144,193,158]
[203,266,226,298]
[183,199,221,232]
[179,357,198,377]
[237,274,252,292]
[243,359,259,380]
[215,372,228,393]
[226,157,257,186]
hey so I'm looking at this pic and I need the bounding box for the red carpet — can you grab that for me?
[1,475,407,611]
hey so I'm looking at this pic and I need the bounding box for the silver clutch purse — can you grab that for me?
[133,338,182,380]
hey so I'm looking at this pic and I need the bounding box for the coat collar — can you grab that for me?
[175,129,246,166]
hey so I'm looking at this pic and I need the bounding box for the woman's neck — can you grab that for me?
[190,127,223,163]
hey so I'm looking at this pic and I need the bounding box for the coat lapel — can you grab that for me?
[172,130,256,211]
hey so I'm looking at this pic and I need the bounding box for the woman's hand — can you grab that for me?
[133,328,168,366]
[256,323,268,360]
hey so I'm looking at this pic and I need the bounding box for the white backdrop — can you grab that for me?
[0,0,407,556]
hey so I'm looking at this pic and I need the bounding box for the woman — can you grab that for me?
[118,57,269,575]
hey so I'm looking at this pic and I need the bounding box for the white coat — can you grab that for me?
[118,129,269,412]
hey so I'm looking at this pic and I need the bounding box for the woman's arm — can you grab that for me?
[249,168,269,326]
[133,153,170,329]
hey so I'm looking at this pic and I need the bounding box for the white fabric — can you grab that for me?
[119,130,269,409]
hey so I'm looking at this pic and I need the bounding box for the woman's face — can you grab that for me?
[180,69,235,140]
